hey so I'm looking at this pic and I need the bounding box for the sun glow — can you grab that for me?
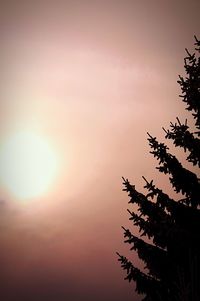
[0,131,59,200]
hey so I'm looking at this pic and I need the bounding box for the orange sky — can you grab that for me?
[0,1,200,300]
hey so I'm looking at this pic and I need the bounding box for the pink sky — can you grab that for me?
[0,1,200,300]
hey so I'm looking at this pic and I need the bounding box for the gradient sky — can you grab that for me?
[0,1,200,300]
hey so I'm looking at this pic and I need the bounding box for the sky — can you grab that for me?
[0,1,200,300]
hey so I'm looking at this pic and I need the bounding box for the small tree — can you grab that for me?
[117,37,200,301]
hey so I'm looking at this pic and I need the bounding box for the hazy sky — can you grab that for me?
[0,1,200,300]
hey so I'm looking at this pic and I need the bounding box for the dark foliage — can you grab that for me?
[117,37,200,301]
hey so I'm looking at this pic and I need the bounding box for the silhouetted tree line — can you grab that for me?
[117,37,200,301]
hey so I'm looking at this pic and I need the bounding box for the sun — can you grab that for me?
[0,130,59,200]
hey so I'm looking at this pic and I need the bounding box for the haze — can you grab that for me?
[0,1,200,300]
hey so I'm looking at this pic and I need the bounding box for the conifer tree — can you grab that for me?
[117,37,200,301]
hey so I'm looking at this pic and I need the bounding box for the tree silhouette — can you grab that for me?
[117,37,200,301]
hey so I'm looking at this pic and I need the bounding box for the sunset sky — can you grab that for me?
[0,1,200,300]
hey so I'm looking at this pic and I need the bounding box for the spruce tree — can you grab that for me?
[117,37,200,301]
